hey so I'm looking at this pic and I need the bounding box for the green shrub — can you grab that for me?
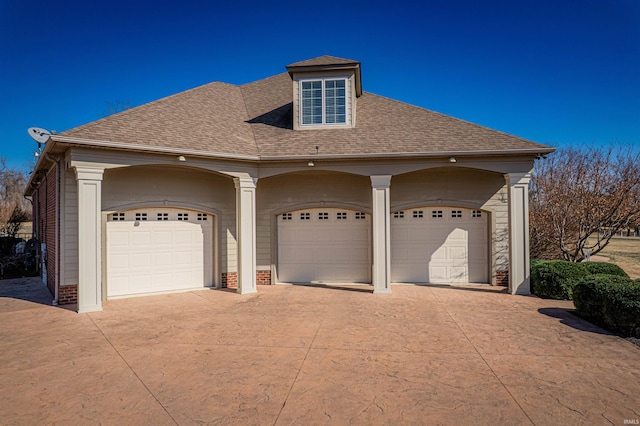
[531,260,589,300]
[573,275,623,320]
[602,280,640,337]
[530,258,545,270]
[574,275,640,337]
[581,262,628,278]
[530,260,630,301]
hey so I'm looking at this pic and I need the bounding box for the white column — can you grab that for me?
[371,175,392,294]
[506,172,531,295]
[75,166,104,312]
[234,177,257,294]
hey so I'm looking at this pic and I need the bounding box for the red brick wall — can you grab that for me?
[221,270,272,288]
[45,166,57,295]
[32,165,58,298]
[496,270,509,286]
[221,272,238,289]
[58,285,77,305]
[256,270,271,285]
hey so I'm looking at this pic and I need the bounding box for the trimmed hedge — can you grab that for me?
[531,260,588,299]
[530,260,629,300]
[581,262,628,277]
[573,275,640,337]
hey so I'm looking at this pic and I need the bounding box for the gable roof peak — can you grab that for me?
[286,55,359,68]
[286,55,362,97]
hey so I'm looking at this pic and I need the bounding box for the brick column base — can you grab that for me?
[221,272,238,289]
[222,270,271,288]
[496,270,509,286]
[58,285,78,305]
[256,270,271,285]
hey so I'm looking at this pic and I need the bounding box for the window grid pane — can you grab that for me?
[301,81,323,125]
[301,79,346,125]
[325,79,346,124]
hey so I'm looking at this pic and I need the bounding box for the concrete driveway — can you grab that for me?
[1,278,639,425]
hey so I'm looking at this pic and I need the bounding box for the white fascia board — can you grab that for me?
[50,135,555,164]
[24,141,58,196]
[51,135,261,162]
[258,147,556,161]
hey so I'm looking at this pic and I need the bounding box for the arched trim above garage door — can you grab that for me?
[391,206,489,284]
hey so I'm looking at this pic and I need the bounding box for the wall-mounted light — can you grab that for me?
[449,156,457,163]
[177,155,186,162]
[308,160,315,167]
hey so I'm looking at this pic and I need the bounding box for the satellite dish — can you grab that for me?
[27,127,52,144]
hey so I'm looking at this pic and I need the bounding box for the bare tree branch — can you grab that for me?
[530,146,640,262]
[0,158,31,237]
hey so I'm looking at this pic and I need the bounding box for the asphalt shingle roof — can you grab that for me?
[61,57,551,159]
[286,55,359,68]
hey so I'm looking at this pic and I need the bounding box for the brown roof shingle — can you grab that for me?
[61,58,551,159]
[64,82,257,156]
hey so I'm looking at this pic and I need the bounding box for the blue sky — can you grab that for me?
[1,0,638,170]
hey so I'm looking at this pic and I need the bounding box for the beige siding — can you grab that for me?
[101,166,237,272]
[256,171,371,271]
[63,168,78,285]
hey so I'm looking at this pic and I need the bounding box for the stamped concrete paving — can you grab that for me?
[1,278,639,425]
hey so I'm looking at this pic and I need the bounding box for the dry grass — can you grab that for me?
[593,237,640,279]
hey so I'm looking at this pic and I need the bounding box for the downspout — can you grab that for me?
[44,152,60,305]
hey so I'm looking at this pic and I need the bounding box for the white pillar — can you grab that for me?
[75,166,104,312]
[234,177,257,294]
[371,175,392,294]
[506,172,531,295]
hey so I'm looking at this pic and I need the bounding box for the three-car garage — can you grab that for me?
[104,204,489,298]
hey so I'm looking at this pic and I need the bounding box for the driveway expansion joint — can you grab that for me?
[87,313,179,425]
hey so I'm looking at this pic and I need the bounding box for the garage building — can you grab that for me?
[26,55,553,312]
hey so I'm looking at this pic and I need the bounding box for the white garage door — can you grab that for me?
[106,208,213,298]
[391,207,488,283]
[278,208,371,283]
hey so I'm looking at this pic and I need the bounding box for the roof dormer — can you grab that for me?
[286,55,362,130]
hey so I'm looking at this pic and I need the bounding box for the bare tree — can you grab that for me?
[101,99,132,117]
[0,158,31,237]
[530,146,640,262]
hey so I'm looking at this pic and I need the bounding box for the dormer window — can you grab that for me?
[300,78,347,125]
[287,56,361,130]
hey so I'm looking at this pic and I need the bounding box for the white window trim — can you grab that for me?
[298,77,350,128]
